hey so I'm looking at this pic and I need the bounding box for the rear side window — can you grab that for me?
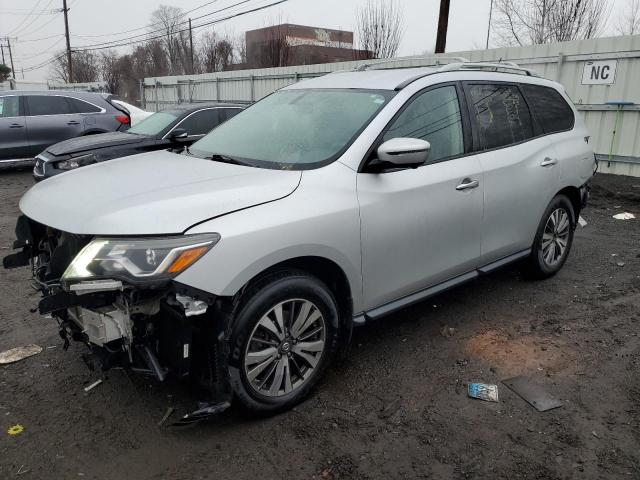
[383,85,464,163]
[221,108,242,122]
[26,95,71,116]
[67,97,102,113]
[521,84,574,134]
[468,84,533,151]
[0,96,20,117]
[178,109,220,136]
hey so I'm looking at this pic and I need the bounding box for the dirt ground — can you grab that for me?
[0,170,638,480]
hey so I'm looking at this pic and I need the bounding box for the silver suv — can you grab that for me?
[4,63,594,419]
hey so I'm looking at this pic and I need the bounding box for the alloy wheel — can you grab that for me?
[243,299,326,397]
[540,207,570,267]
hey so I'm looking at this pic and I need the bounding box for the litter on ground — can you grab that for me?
[612,212,635,220]
[467,383,499,402]
[7,424,24,436]
[83,379,103,393]
[502,376,564,412]
[0,345,42,365]
[578,216,588,227]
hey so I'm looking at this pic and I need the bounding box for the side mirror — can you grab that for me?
[377,137,431,167]
[169,128,188,140]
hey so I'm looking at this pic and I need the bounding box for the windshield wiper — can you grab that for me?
[208,154,249,166]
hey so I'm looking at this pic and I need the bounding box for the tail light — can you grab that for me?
[115,114,130,125]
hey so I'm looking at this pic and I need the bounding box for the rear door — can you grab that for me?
[0,95,28,161]
[463,82,558,265]
[171,108,220,141]
[24,95,84,156]
[66,96,106,131]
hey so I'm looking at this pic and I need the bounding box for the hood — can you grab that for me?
[46,132,145,156]
[20,150,301,235]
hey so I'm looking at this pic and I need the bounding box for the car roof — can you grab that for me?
[5,90,110,98]
[283,66,561,92]
[168,102,245,112]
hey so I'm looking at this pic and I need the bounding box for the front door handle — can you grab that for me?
[9,123,24,128]
[540,157,558,167]
[456,178,480,191]
[67,120,80,125]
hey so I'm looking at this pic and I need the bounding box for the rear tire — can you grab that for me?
[227,270,340,415]
[523,194,575,279]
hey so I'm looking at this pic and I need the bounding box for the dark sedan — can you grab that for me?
[33,102,244,181]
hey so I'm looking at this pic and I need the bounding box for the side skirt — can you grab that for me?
[354,249,531,325]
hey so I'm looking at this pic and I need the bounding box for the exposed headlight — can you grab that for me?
[62,234,220,286]
[56,153,97,170]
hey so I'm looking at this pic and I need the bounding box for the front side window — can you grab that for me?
[0,96,20,117]
[521,84,574,134]
[383,85,464,163]
[178,109,219,136]
[26,95,71,116]
[191,89,394,169]
[128,111,179,136]
[468,84,533,151]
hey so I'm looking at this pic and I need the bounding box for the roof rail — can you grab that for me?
[356,56,470,72]
[438,61,538,76]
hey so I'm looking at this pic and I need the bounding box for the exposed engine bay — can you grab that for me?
[3,215,232,425]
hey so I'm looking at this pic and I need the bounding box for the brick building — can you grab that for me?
[245,24,371,68]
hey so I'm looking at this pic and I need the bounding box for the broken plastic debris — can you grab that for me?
[0,345,42,365]
[7,424,24,436]
[467,383,499,402]
[83,379,103,392]
[578,216,587,227]
[175,294,208,317]
[502,376,563,412]
[612,212,635,220]
[158,406,175,427]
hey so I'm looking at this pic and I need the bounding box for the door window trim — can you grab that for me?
[358,81,473,173]
[23,94,105,117]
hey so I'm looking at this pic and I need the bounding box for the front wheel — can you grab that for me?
[524,194,575,279]
[227,271,340,414]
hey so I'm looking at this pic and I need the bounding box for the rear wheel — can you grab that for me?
[524,194,575,279]
[227,271,340,414]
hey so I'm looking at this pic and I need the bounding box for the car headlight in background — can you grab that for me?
[56,153,97,170]
[62,233,220,285]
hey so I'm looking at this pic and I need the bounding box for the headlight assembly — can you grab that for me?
[56,153,97,170]
[62,233,220,286]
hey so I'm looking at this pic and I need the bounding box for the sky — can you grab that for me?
[0,0,627,82]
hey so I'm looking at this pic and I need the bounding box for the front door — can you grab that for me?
[0,95,28,161]
[24,95,84,156]
[358,84,483,311]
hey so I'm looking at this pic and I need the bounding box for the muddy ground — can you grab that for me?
[0,170,638,480]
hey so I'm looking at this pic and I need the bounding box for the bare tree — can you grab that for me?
[615,0,640,35]
[100,51,124,94]
[0,64,11,81]
[492,0,609,46]
[235,35,247,65]
[355,0,405,59]
[150,5,190,75]
[50,50,99,83]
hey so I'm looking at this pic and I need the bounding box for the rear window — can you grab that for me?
[468,84,534,151]
[67,97,102,113]
[521,84,574,134]
[128,111,179,136]
[26,95,71,116]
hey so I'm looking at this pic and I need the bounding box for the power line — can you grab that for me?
[6,0,45,36]
[72,0,257,50]
[10,0,57,37]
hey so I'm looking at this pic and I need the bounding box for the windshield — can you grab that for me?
[128,111,179,136]
[190,89,394,169]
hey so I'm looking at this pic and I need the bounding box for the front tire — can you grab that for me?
[227,271,340,414]
[524,194,575,279]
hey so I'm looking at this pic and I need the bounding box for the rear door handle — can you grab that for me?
[540,157,558,167]
[67,120,80,125]
[456,178,480,191]
[9,123,24,128]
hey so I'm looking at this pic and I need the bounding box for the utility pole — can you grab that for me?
[486,0,494,49]
[1,43,5,65]
[62,0,73,83]
[7,38,15,79]
[435,0,451,54]
[188,18,194,73]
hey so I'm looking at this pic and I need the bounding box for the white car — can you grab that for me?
[111,99,152,126]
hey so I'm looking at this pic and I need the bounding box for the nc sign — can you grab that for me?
[582,59,617,85]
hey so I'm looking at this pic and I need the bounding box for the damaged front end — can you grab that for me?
[4,216,232,424]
